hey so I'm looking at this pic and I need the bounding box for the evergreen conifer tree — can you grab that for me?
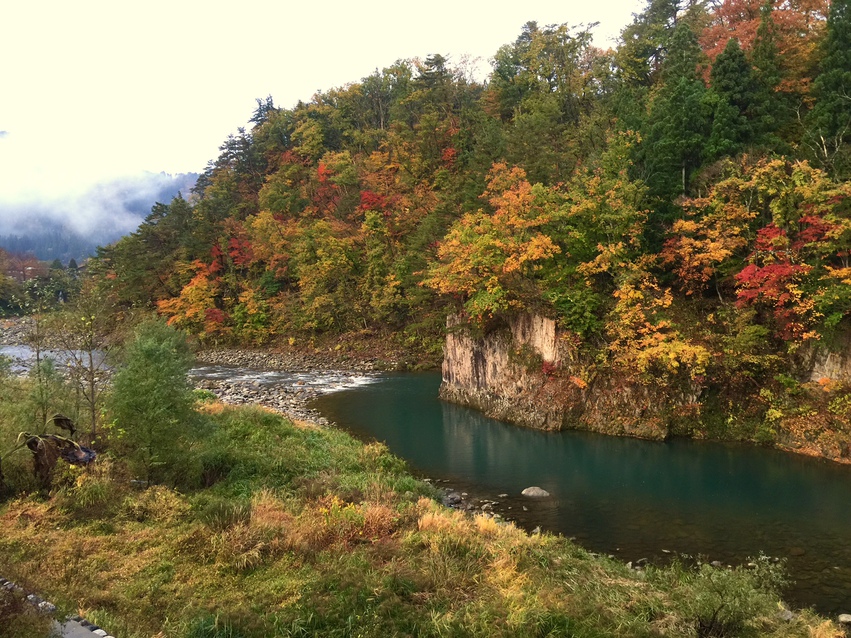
[749,1,787,150]
[644,21,710,199]
[808,0,851,176]
[706,38,760,159]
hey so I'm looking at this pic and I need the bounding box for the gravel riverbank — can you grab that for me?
[191,356,381,425]
[192,348,387,423]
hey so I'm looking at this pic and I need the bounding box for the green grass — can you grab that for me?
[0,402,839,637]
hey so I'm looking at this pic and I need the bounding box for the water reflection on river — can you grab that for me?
[312,372,851,614]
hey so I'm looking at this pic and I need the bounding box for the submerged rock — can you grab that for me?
[521,486,550,498]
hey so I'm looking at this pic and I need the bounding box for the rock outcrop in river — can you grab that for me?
[440,314,699,440]
[440,314,851,462]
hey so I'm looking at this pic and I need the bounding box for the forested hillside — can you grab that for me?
[91,0,851,452]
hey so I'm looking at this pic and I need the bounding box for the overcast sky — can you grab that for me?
[1,0,642,221]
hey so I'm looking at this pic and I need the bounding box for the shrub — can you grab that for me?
[107,320,202,485]
[57,471,120,519]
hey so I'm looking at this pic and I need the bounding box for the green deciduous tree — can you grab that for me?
[616,0,683,88]
[488,21,599,184]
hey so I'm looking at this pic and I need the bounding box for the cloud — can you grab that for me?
[0,127,196,242]
[0,167,196,242]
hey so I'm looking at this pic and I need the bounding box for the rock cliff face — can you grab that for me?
[440,314,697,440]
[441,314,851,462]
[798,330,851,383]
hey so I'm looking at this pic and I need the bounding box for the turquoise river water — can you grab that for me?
[312,372,851,615]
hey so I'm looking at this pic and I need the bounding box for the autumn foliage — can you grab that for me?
[424,163,560,321]
[87,3,851,449]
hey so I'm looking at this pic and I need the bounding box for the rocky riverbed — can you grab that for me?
[191,348,390,423]
[191,359,380,425]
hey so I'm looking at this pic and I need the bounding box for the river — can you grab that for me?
[311,372,851,615]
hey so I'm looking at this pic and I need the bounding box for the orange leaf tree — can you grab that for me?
[423,163,560,322]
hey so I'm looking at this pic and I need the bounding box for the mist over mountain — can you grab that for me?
[0,171,197,263]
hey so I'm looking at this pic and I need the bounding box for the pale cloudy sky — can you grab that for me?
[1,0,641,218]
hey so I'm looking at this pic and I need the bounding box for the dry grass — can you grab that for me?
[808,620,845,638]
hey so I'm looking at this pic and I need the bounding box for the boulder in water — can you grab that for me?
[521,486,550,498]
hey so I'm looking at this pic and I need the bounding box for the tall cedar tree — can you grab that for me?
[706,38,761,159]
[749,1,788,149]
[809,0,851,177]
[644,21,710,202]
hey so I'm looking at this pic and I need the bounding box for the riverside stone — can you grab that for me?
[521,486,550,497]
[778,608,795,622]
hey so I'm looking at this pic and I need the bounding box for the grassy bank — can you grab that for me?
[0,401,840,637]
